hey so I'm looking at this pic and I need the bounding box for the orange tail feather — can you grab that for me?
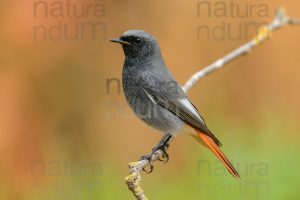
[195,130,240,179]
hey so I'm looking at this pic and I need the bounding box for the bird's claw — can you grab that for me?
[139,155,154,173]
[139,147,169,173]
[156,148,169,163]
[139,142,170,173]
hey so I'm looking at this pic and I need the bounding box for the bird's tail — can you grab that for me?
[193,129,240,179]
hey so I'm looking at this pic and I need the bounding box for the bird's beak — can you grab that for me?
[109,38,131,45]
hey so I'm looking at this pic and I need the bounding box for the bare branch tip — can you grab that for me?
[289,18,300,25]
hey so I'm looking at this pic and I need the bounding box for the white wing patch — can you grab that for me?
[178,99,205,125]
[143,86,206,126]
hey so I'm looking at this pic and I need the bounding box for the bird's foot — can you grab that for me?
[155,143,169,163]
[139,143,170,173]
[139,154,154,173]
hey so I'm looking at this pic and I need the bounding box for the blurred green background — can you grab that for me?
[1,0,300,199]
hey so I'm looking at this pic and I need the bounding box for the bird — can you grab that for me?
[110,30,240,179]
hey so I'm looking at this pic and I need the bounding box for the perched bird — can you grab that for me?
[110,30,240,179]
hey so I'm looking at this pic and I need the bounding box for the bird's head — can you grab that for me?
[110,30,161,60]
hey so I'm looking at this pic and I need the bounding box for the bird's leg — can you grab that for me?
[152,133,172,163]
[140,133,173,173]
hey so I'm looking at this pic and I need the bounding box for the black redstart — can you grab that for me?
[110,30,240,178]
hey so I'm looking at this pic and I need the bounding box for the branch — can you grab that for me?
[125,8,300,200]
[125,150,165,200]
[182,8,299,92]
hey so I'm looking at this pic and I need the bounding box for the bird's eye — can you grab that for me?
[133,38,142,45]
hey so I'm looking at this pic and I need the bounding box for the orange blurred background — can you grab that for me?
[0,0,300,199]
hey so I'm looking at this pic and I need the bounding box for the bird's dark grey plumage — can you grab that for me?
[110,30,240,178]
[112,30,221,145]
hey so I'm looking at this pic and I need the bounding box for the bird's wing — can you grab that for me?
[141,73,241,179]
[140,72,222,146]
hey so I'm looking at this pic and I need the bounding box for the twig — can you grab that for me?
[125,8,300,200]
[125,150,165,200]
[182,8,298,92]
[290,17,300,25]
